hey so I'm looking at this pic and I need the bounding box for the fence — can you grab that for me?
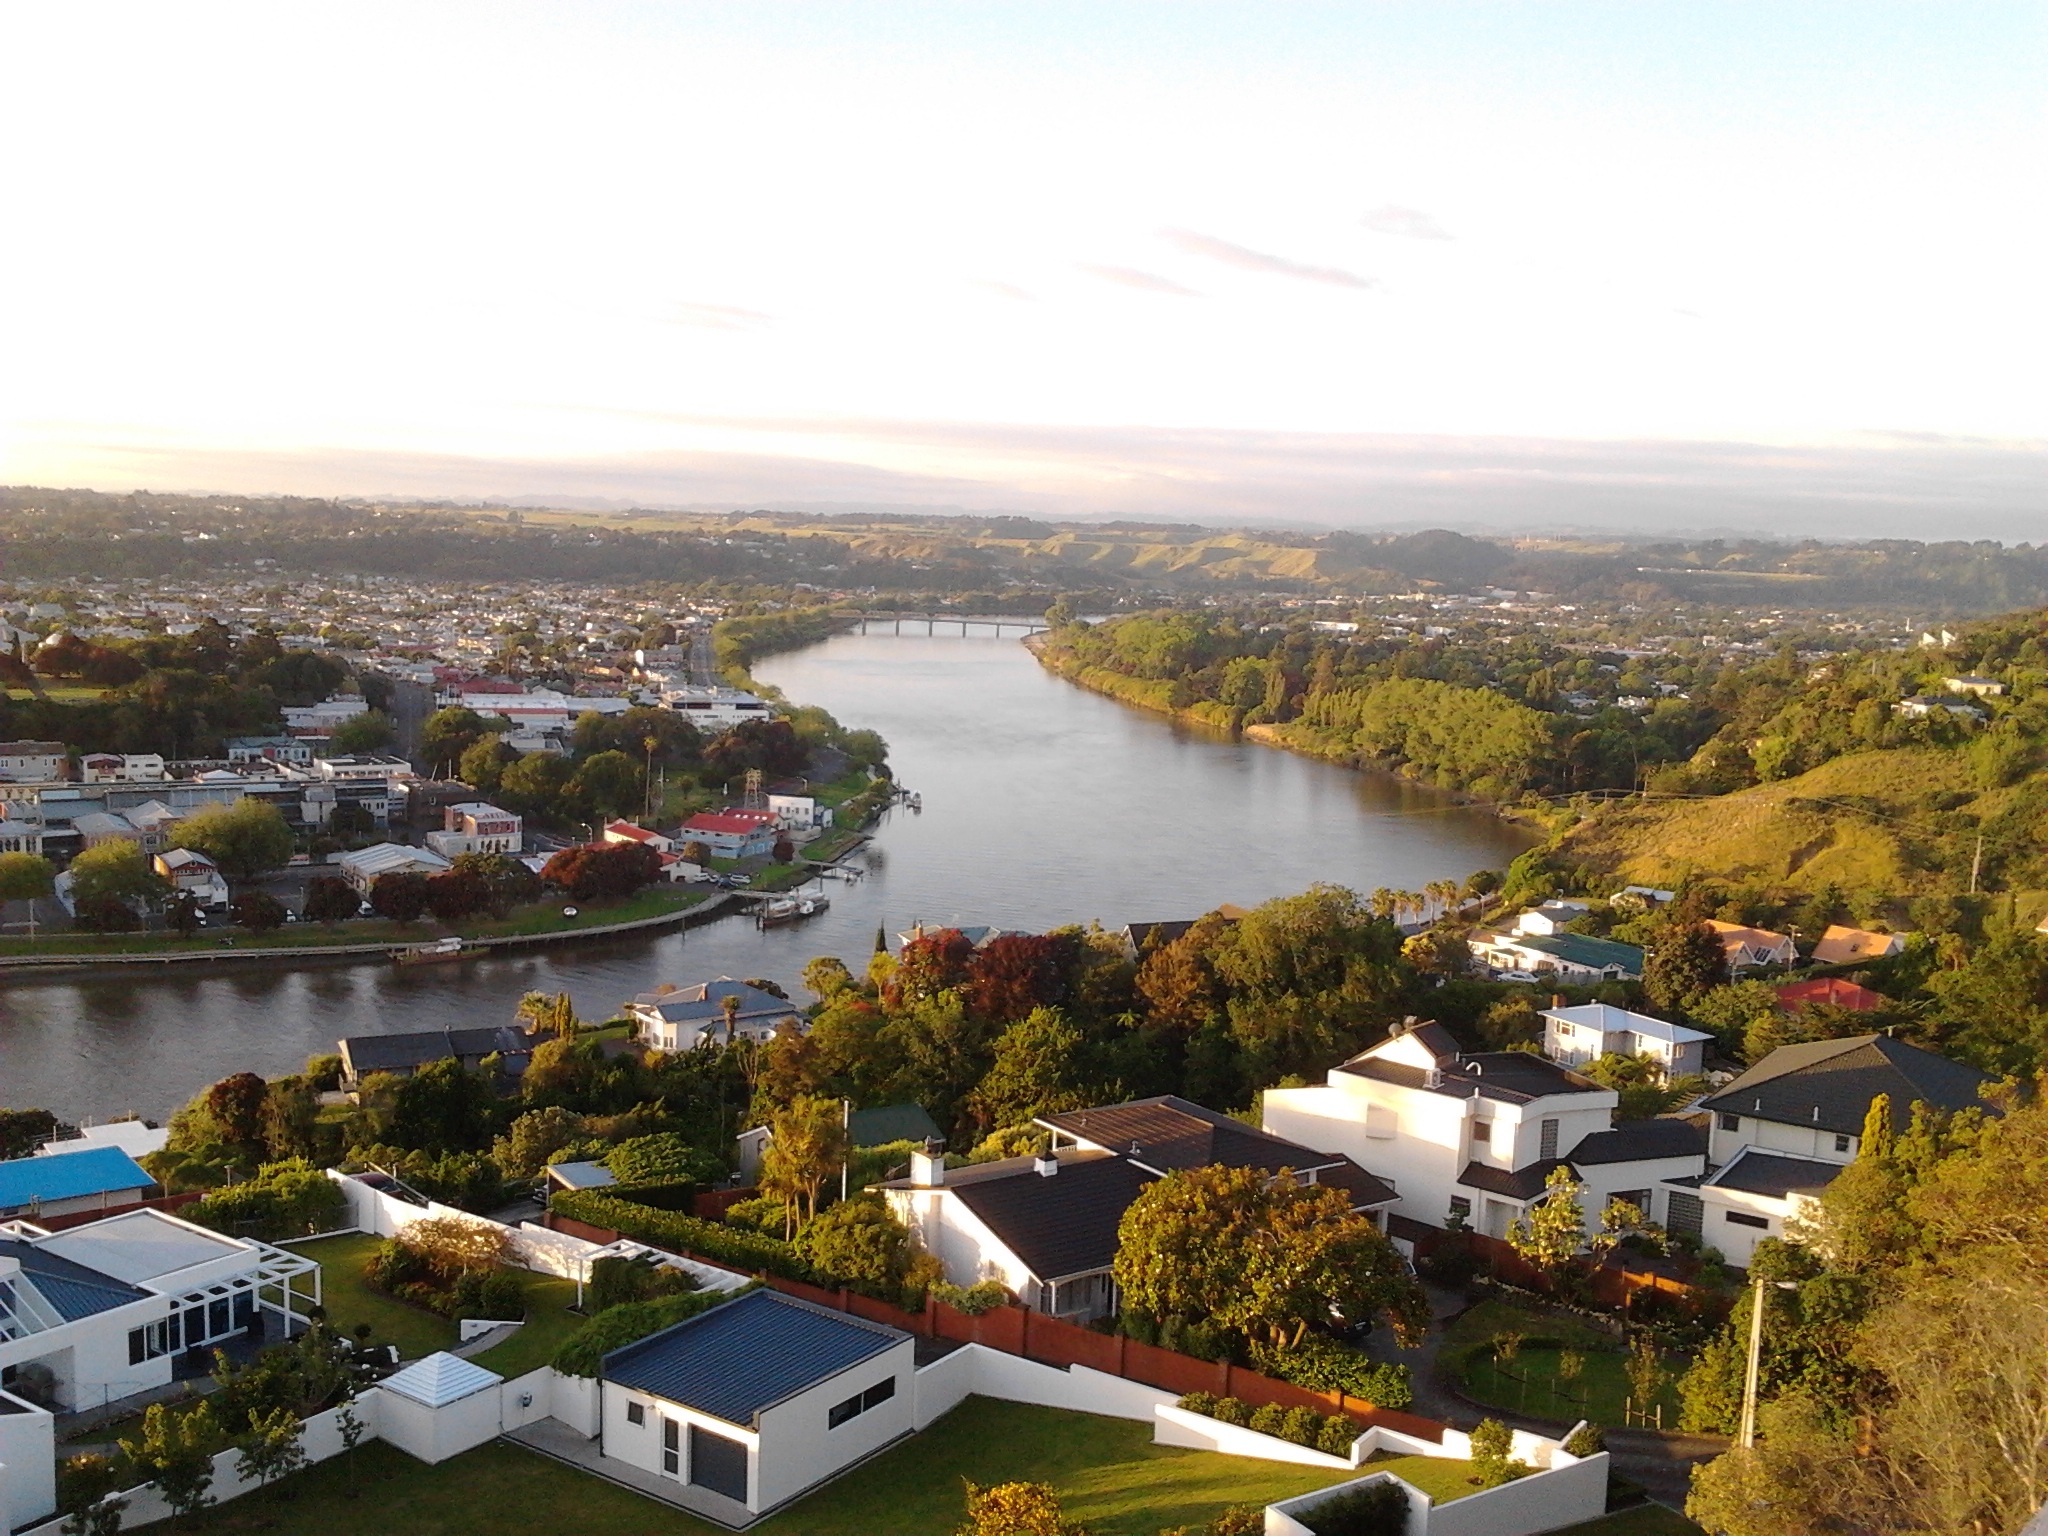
[28,1191,205,1232]
[543,1212,1446,1444]
[1418,1229,1724,1318]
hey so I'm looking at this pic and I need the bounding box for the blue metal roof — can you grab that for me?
[0,1237,147,1321]
[0,1146,152,1210]
[603,1289,906,1427]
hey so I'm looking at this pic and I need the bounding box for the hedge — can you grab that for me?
[1249,1335,1415,1411]
[549,1189,815,1283]
[1175,1394,1358,1458]
[553,1286,746,1377]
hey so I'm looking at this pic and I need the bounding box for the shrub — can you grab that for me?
[364,1238,427,1291]
[1469,1417,1530,1488]
[1279,1405,1324,1447]
[587,1253,697,1315]
[395,1215,511,1281]
[605,1132,722,1188]
[1176,1391,1218,1418]
[185,1158,347,1241]
[550,1189,813,1282]
[793,1199,910,1297]
[552,1287,746,1377]
[1300,1479,1409,1536]
[931,1279,1011,1315]
[448,1269,526,1322]
[1210,1396,1250,1426]
[1316,1415,1359,1457]
[1250,1335,1415,1410]
[1562,1422,1606,1457]
[1248,1403,1288,1438]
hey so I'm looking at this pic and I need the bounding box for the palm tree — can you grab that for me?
[514,991,553,1035]
[722,991,741,1047]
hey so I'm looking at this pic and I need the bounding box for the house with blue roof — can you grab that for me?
[597,1288,914,1523]
[0,1146,154,1222]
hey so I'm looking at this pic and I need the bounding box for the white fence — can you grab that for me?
[911,1343,1175,1429]
[1265,1435,1610,1536]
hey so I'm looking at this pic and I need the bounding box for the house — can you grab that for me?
[36,1122,170,1162]
[0,1207,318,1418]
[336,1025,536,1090]
[1776,977,1888,1014]
[736,1103,941,1181]
[884,1097,1396,1322]
[628,979,803,1052]
[1541,1003,1712,1079]
[0,817,45,856]
[599,1288,914,1522]
[337,841,452,894]
[1510,900,1590,937]
[0,743,67,784]
[764,795,832,834]
[1118,920,1199,960]
[1682,1035,1993,1263]
[425,802,522,859]
[0,1146,155,1221]
[1944,675,2006,697]
[1469,931,1644,982]
[225,735,315,767]
[153,848,230,909]
[894,922,1030,952]
[1704,920,1798,970]
[1809,924,1906,967]
[659,685,775,732]
[78,753,166,783]
[603,820,675,855]
[1261,1022,1705,1248]
[678,810,779,861]
[1895,694,1984,721]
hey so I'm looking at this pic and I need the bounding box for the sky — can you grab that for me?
[2,3,2043,537]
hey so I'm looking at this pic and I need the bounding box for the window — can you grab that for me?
[1448,1196,1472,1222]
[1719,1112,1741,1133]
[1834,1133,1852,1154]
[1539,1119,1559,1160]
[661,1416,680,1476]
[829,1375,898,1430]
[1471,1120,1491,1150]
[1725,1211,1769,1229]
[127,1318,173,1365]
[626,1401,645,1427]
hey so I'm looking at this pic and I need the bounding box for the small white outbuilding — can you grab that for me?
[375,1352,505,1464]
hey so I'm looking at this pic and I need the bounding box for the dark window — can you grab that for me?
[828,1391,862,1430]
[1834,1133,1852,1154]
[1448,1196,1472,1220]
[689,1423,748,1501]
[1539,1119,1559,1160]
[129,1328,147,1366]
[208,1298,230,1339]
[860,1376,896,1412]
[1471,1120,1491,1149]
[1725,1211,1769,1229]
[661,1416,679,1475]
[1719,1113,1740,1133]
[626,1401,645,1427]
[1667,1192,1704,1239]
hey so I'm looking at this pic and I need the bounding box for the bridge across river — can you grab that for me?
[850,613,1049,636]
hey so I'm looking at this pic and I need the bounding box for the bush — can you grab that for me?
[1176,1391,1218,1418]
[364,1238,427,1291]
[1469,1417,1530,1489]
[931,1280,1011,1316]
[1209,1396,1250,1427]
[1300,1480,1409,1536]
[793,1199,910,1298]
[1279,1405,1324,1448]
[1250,1335,1415,1410]
[185,1158,347,1241]
[1316,1415,1359,1457]
[1247,1403,1288,1438]
[550,1189,813,1282]
[1562,1422,1606,1457]
[448,1269,526,1322]
[587,1253,698,1315]
[552,1287,741,1377]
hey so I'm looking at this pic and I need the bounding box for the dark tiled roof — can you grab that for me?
[1700,1035,1991,1138]
[1313,1160,1400,1209]
[339,1026,531,1078]
[604,1289,906,1428]
[1338,1046,1602,1107]
[847,1104,941,1148]
[0,1237,148,1321]
[1457,1159,1569,1201]
[1567,1118,1707,1166]
[1707,1150,1844,1200]
[1403,1022,1462,1059]
[1124,920,1198,953]
[1040,1096,1338,1176]
[631,978,797,1025]
[949,1156,1158,1283]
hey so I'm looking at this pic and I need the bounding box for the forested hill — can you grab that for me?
[10,487,2048,612]
[1037,605,2048,913]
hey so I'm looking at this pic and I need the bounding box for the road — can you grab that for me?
[383,673,437,769]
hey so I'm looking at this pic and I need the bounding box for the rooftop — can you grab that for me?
[605,1289,907,1428]
[1705,1148,1844,1200]
[1542,1002,1712,1046]
[39,1209,248,1286]
[1700,1034,1991,1138]
[1566,1117,1707,1165]
[383,1351,505,1408]
[0,1145,153,1210]
[879,1150,1158,1285]
[630,978,798,1025]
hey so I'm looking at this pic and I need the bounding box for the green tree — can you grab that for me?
[234,1405,307,1501]
[421,707,494,775]
[172,798,295,881]
[759,1095,848,1234]
[329,709,394,754]
[492,1106,590,1179]
[569,749,644,822]
[1207,885,1405,1079]
[1505,1165,1588,1279]
[606,1133,721,1187]
[793,1198,910,1292]
[0,850,56,904]
[1643,921,1729,1015]
[122,1398,220,1526]
[499,752,576,823]
[458,733,516,794]
[67,838,169,912]
[388,1058,495,1154]
[968,1007,1093,1131]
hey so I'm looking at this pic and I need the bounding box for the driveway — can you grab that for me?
[1365,1282,1724,1511]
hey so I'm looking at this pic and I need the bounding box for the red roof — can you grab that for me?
[604,820,659,843]
[682,810,778,835]
[1777,977,1888,1014]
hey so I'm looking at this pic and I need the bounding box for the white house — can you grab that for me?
[0,1208,319,1414]
[154,848,231,909]
[766,795,833,834]
[1467,931,1644,983]
[425,802,522,859]
[627,979,805,1052]
[1510,901,1590,937]
[79,753,167,783]
[337,841,452,895]
[1542,1004,1712,1080]
[599,1289,915,1522]
[1704,921,1799,971]
[0,743,66,784]
[659,686,775,732]
[603,820,675,855]
[0,817,45,856]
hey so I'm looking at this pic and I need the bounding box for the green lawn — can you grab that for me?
[1359,1451,1481,1503]
[1444,1299,1615,1353]
[469,1274,583,1378]
[169,1396,1353,1535]
[285,1234,458,1361]
[1552,1506,1708,1536]
[1460,1346,1681,1427]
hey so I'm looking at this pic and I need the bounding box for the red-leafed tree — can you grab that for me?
[965,933,1073,1024]
[369,871,431,923]
[540,841,662,903]
[888,927,975,1008]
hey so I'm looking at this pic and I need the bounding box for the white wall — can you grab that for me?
[911,1345,1175,1429]
[884,1187,1039,1297]
[0,1391,57,1532]
[754,1337,916,1512]
[1266,1450,1608,1536]
[1152,1405,1352,1469]
[1709,1114,1856,1167]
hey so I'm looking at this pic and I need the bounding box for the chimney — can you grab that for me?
[910,1138,947,1188]
[1551,994,1565,1010]
[1034,1153,1059,1178]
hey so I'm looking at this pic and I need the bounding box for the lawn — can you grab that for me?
[1444,1301,1684,1427]
[284,1234,457,1361]
[469,1274,583,1378]
[1552,1506,1708,1536]
[1359,1451,1481,1503]
[169,1396,1354,1535]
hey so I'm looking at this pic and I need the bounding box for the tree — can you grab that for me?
[458,733,516,794]
[680,839,711,866]
[516,990,579,1039]
[1643,921,1729,1015]
[606,1133,721,1187]
[389,1058,495,1154]
[1468,1417,1529,1489]
[451,851,540,915]
[0,1107,58,1160]
[759,1094,848,1233]
[206,1072,273,1161]
[303,875,359,924]
[492,1106,590,1179]
[498,751,576,823]
[771,834,796,864]
[568,749,644,822]
[167,889,204,937]
[421,707,494,775]
[541,841,660,903]
[1580,1052,1706,1120]
[968,1007,1092,1130]
[173,799,295,881]
[334,1400,366,1498]
[67,838,169,913]
[368,871,431,923]
[1114,1164,1426,1349]
[793,1198,910,1292]
[231,891,287,933]
[1505,1166,1588,1280]
[958,1481,1090,1536]
[122,1398,220,1526]
[234,1405,307,1500]
[0,850,55,904]
[423,868,490,922]
[329,709,394,754]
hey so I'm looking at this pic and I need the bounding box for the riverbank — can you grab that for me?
[0,888,734,974]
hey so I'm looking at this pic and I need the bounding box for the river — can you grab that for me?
[0,633,1533,1121]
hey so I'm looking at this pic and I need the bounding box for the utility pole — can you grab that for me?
[1970,832,1983,896]
[1739,1279,1799,1449]
[840,1098,851,1205]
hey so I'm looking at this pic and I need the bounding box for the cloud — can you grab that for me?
[1158,229,1375,290]
[973,280,1037,302]
[1361,205,1453,241]
[664,302,772,331]
[1076,263,1201,297]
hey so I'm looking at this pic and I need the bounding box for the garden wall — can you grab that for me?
[912,1344,1174,1429]
[1153,1405,1353,1469]
[1266,1448,1608,1536]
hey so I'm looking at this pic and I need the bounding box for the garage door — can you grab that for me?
[690,1424,749,1503]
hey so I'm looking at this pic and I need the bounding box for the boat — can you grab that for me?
[756,894,831,929]
[393,936,468,965]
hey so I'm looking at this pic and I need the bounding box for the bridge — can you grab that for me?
[850,613,1050,636]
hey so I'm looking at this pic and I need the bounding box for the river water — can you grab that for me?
[0,634,1533,1121]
